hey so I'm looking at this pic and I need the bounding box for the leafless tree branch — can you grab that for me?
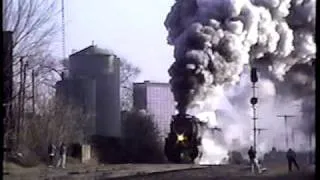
[3,0,60,100]
[119,58,141,111]
[18,97,91,158]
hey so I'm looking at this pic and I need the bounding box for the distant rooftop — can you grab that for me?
[134,80,170,86]
[70,45,115,56]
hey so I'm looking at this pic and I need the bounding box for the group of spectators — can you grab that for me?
[248,146,300,174]
[48,142,67,168]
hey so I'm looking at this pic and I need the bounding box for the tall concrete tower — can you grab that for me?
[68,45,121,138]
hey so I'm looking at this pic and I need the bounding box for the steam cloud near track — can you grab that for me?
[165,0,315,164]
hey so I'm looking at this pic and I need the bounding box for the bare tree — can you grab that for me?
[3,1,62,150]
[3,0,59,60]
[19,97,91,158]
[3,0,61,98]
[119,58,140,111]
[122,110,165,163]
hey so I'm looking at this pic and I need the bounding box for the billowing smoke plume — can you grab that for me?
[165,0,315,163]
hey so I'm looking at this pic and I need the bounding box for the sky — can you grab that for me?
[63,0,175,83]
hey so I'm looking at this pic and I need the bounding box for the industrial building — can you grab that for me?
[56,45,121,138]
[133,81,176,139]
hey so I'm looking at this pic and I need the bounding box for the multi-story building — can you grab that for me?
[133,81,176,139]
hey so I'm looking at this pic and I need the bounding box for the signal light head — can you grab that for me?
[250,67,258,83]
[250,97,258,105]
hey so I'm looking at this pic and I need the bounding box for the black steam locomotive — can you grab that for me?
[164,114,203,163]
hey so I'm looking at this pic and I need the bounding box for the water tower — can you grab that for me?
[69,45,121,138]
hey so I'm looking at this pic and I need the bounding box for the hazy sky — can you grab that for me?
[63,0,175,82]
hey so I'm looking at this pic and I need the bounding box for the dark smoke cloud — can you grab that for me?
[278,63,315,98]
[165,0,315,134]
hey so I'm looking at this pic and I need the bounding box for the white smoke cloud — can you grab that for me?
[165,0,315,164]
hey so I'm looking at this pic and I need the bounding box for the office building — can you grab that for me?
[133,81,176,138]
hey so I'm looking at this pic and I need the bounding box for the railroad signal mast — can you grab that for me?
[250,67,258,151]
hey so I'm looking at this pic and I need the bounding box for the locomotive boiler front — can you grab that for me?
[164,114,202,163]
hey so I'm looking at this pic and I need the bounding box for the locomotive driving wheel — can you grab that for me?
[179,148,194,163]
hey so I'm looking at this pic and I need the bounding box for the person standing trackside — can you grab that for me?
[48,143,56,167]
[248,146,261,174]
[286,148,300,172]
[56,142,67,168]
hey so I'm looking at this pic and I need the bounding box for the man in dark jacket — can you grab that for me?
[48,143,56,167]
[286,148,300,172]
[248,146,261,174]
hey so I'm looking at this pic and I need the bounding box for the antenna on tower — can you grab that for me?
[61,0,66,58]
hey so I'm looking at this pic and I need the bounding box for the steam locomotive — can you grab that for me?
[164,114,203,163]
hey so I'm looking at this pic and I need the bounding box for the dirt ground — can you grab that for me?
[3,162,206,180]
[113,164,315,180]
[3,162,314,180]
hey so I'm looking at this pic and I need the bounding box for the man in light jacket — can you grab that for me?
[248,146,261,174]
[56,142,67,168]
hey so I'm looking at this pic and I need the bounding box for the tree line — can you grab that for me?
[3,0,165,165]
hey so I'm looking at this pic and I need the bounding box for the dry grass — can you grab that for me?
[3,161,45,175]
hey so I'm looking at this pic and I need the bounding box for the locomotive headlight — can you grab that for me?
[177,134,185,142]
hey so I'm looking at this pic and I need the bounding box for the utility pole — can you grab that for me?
[291,129,295,149]
[256,128,267,149]
[3,31,13,157]
[308,132,313,164]
[61,0,66,58]
[3,31,14,153]
[32,70,35,114]
[250,67,258,151]
[17,58,24,147]
[21,61,28,142]
[277,115,295,149]
[291,128,298,149]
